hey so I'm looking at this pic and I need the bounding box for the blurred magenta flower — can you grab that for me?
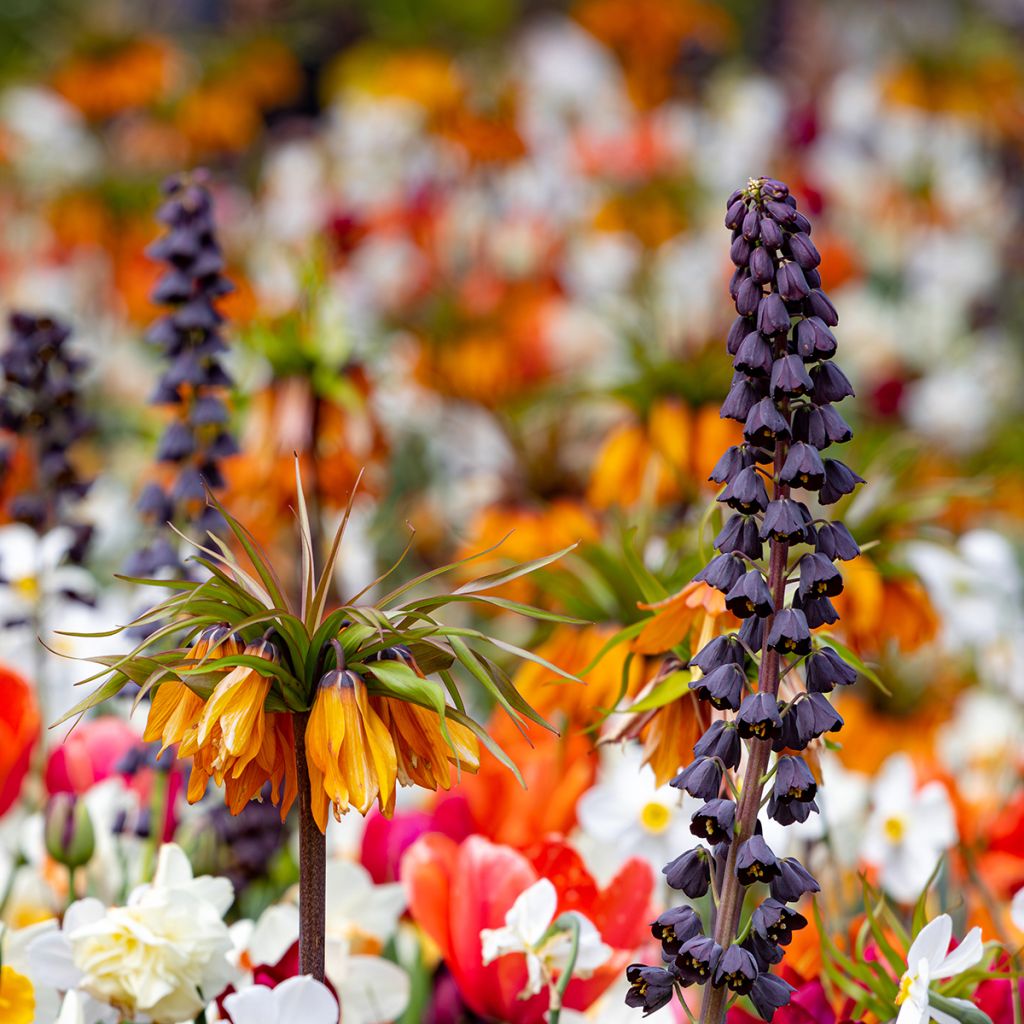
[360,795,474,884]
[44,717,137,795]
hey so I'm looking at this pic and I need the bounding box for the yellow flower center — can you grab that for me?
[640,801,671,834]
[883,815,907,843]
[0,965,36,1024]
[13,575,39,601]
[895,971,913,1006]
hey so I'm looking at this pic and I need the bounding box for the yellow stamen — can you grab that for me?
[640,801,671,834]
[883,815,907,843]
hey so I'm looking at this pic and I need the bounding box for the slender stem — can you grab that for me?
[547,914,581,1024]
[294,709,326,981]
[699,426,791,1024]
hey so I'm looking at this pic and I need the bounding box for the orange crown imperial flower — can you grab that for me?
[59,464,576,836]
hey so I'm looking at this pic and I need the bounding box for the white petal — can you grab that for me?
[480,925,524,964]
[1012,888,1024,933]
[337,955,410,1024]
[63,898,107,933]
[505,878,557,947]
[224,985,280,1024]
[273,975,339,1024]
[151,842,194,888]
[896,993,928,1024]
[27,931,82,991]
[873,755,916,816]
[524,950,547,997]
[56,991,86,1024]
[912,784,958,849]
[248,905,300,967]
[906,917,952,973]
[934,927,984,978]
[576,788,631,843]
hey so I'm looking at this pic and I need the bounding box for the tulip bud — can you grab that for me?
[44,793,95,869]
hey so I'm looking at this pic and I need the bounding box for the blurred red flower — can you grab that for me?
[45,716,137,795]
[0,665,40,815]
[402,833,655,1024]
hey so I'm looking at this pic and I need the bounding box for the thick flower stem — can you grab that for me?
[294,709,327,982]
[699,447,790,1024]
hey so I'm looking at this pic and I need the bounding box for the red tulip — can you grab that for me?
[0,665,39,815]
[45,716,137,794]
[402,833,655,1024]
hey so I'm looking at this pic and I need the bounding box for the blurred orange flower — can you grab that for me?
[587,401,741,509]
[457,712,597,848]
[575,0,733,108]
[455,501,600,605]
[514,624,645,727]
[0,666,38,815]
[53,37,176,120]
[833,556,938,656]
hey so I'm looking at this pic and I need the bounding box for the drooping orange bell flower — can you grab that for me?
[304,667,399,830]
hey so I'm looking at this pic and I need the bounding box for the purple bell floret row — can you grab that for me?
[626,177,864,1023]
[127,170,238,576]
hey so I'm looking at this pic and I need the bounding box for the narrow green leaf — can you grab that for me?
[623,670,692,712]
[452,543,578,596]
[308,468,364,630]
[377,531,516,607]
[621,527,668,603]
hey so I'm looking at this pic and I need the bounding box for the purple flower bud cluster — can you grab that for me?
[0,312,93,551]
[626,178,862,1023]
[128,171,238,576]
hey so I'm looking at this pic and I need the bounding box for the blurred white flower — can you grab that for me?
[895,914,983,1024]
[860,755,957,903]
[0,87,99,186]
[325,858,406,955]
[576,743,699,879]
[224,975,339,1024]
[29,843,236,1024]
[905,530,1024,697]
[0,525,95,623]
[937,691,1024,801]
[1012,887,1024,934]
[480,878,611,998]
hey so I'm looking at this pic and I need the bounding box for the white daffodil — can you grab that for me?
[480,878,612,999]
[860,754,957,903]
[895,915,984,1024]
[29,843,236,1024]
[229,904,301,985]
[224,975,339,1024]
[575,743,699,879]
